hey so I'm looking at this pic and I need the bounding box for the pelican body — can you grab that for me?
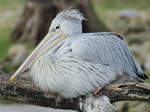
[11,9,148,98]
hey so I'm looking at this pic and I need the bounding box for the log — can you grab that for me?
[0,74,150,111]
[0,74,80,110]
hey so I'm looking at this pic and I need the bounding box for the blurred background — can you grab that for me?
[0,0,150,112]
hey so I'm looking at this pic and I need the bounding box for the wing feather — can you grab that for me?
[69,32,147,80]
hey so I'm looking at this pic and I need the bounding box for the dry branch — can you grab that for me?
[0,74,150,111]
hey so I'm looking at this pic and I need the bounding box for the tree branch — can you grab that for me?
[0,74,149,111]
[100,82,150,103]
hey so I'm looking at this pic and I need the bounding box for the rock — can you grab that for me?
[125,32,150,72]
[129,40,150,72]
[0,69,5,75]
[118,9,149,33]
[7,44,28,66]
[140,42,150,72]
[115,101,150,112]
[144,54,150,72]
[107,9,149,34]
[126,32,150,45]
[118,9,146,19]
[115,101,129,112]
[0,104,76,112]
[129,44,144,64]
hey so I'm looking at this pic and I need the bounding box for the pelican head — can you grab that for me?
[10,9,85,81]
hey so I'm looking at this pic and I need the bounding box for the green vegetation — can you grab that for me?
[0,0,24,11]
[0,31,11,58]
[0,0,24,59]
[0,100,17,104]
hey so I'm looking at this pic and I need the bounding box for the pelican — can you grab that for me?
[10,9,148,98]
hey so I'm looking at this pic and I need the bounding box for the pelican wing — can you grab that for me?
[69,32,147,80]
[40,32,148,98]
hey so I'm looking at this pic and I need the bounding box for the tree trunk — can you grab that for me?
[11,0,107,44]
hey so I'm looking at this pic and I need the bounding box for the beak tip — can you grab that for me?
[10,76,14,82]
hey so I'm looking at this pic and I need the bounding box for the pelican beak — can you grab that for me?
[10,30,68,81]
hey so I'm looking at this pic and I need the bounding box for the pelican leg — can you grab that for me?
[93,85,104,95]
[93,75,121,95]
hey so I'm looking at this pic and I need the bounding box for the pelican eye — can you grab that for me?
[51,25,60,32]
[56,26,60,29]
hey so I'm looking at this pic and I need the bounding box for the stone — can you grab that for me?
[107,9,149,34]
[144,54,150,72]
[118,9,149,33]
[0,104,76,112]
[7,44,28,66]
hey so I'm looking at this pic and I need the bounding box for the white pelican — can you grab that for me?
[10,9,148,98]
